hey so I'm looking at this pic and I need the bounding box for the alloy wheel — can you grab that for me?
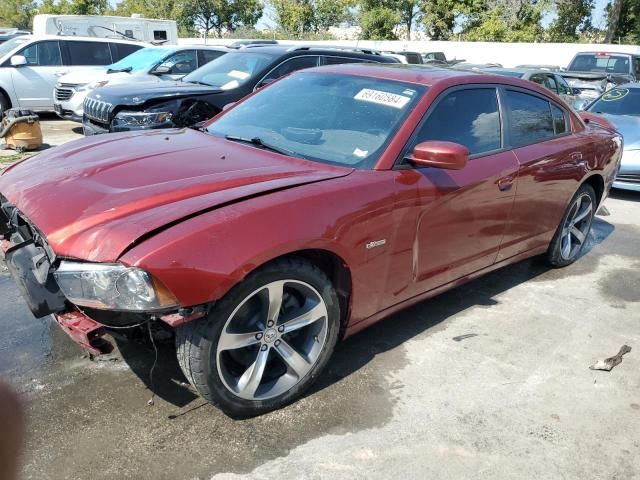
[559,192,593,261]
[216,279,329,401]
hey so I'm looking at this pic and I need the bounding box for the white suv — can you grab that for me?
[0,35,144,116]
[54,45,228,121]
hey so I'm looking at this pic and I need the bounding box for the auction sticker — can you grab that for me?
[602,88,628,101]
[355,89,410,109]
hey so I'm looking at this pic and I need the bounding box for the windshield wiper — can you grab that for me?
[225,135,296,157]
[107,66,132,74]
[185,80,213,86]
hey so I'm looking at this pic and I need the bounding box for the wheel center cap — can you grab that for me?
[264,328,278,343]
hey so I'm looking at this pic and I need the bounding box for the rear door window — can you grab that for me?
[109,43,142,62]
[65,41,112,66]
[322,56,368,65]
[198,49,225,67]
[413,88,501,156]
[505,90,555,147]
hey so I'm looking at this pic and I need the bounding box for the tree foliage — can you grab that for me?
[38,0,108,15]
[270,0,353,36]
[0,0,37,29]
[548,0,594,41]
[182,0,262,38]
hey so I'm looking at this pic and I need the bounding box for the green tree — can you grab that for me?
[360,5,400,39]
[270,0,352,36]
[0,0,36,29]
[421,0,462,40]
[182,0,263,39]
[38,0,108,14]
[548,0,593,41]
[397,0,420,38]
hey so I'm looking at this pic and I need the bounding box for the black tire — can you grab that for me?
[175,257,341,417]
[546,183,596,267]
[0,92,9,118]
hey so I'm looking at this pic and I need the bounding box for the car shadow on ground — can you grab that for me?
[609,189,640,202]
[114,217,615,414]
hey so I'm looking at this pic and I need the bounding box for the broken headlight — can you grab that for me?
[113,110,173,128]
[54,262,178,312]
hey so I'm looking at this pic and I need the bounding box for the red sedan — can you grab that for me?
[0,65,621,416]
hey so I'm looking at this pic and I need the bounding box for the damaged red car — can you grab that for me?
[0,64,621,416]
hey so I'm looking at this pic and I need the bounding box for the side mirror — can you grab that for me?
[407,141,469,170]
[10,55,27,67]
[151,64,171,75]
[222,102,236,111]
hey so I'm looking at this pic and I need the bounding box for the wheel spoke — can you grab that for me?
[266,281,285,323]
[218,331,261,351]
[561,230,572,258]
[572,196,582,220]
[282,302,326,334]
[236,348,269,397]
[571,225,586,245]
[573,201,592,223]
[274,340,312,379]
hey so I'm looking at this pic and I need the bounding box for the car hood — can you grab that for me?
[0,129,352,262]
[592,113,640,150]
[90,81,221,106]
[58,68,156,86]
[58,67,108,85]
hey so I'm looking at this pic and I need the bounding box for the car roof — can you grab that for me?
[8,34,143,45]
[300,63,563,92]
[177,44,230,51]
[574,51,638,56]
[230,44,392,59]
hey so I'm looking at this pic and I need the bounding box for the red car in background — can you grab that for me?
[0,64,621,417]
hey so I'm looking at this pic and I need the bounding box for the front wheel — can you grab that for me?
[175,257,340,417]
[546,183,596,267]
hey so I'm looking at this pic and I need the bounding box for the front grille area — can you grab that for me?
[616,173,640,184]
[54,84,74,101]
[84,97,113,123]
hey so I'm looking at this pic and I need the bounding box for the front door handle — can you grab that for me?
[497,174,516,192]
[570,152,583,162]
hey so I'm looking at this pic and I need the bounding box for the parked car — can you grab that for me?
[230,40,278,48]
[81,45,399,135]
[450,62,503,70]
[422,51,464,66]
[516,64,562,72]
[581,84,640,192]
[0,35,144,115]
[481,67,585,109]
[382,51,423,64]
[562,51,640,106]
[0,28,29,45]
[55,45,229,121]
[0,64,621,416]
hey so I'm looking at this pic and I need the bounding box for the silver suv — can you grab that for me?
[0,35,144,115]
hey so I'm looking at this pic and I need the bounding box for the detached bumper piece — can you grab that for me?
[53,311,113,356]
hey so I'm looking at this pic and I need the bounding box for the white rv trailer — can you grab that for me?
[32,14,178,45]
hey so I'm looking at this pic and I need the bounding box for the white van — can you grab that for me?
[33,14,178,45]
[0,35,144,115]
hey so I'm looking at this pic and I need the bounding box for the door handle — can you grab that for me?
[497,174,515,192]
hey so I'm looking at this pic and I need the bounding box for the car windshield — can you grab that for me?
[0,36,30,59]
[107,47,172,72]
[587,87,640,116]
[207,72,426,168]
[569,54,630,74]
[183,52,274,88]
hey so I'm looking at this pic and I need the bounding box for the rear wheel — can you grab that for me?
[175,257,340,417]
[546,184,596,267]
